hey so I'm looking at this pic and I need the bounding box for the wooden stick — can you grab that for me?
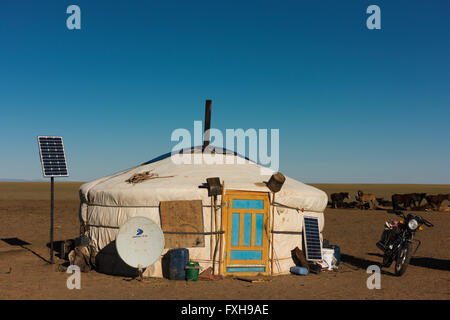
[271,192,275,275]
[210,196,214,261]
[218,181,225,275]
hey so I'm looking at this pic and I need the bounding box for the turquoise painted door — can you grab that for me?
[224,192,269,275]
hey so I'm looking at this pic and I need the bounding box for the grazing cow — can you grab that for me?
[356,190,376,209]
[330,192,349,208]
[410,193,427,207]
[392,194,414,210]
[425,194,450,209]
[392,193,427,210]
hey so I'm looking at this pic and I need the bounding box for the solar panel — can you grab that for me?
[37,136,69,177]
[303,216,322,261]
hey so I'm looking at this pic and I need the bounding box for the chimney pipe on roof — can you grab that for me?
[203,99,212,151]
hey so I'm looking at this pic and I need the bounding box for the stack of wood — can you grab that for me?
[125,170,173,184]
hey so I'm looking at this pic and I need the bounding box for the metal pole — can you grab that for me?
[203,99,212,151]
[50,176,54,264]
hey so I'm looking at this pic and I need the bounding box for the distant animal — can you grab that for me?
[330,192,349,208]
[356,190,376,209]
[409,193,427,207]
[376,197,393,207]
[359,202,371,210]
[343,201,359,209]
[392,194,415,210]
[425,194,450,209]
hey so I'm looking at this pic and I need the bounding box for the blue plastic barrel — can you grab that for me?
[168,248,189,280]
[290,266,308,275]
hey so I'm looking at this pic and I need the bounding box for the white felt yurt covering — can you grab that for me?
[78,148,328,277]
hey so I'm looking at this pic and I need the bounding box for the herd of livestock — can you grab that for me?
[329,190,450,212]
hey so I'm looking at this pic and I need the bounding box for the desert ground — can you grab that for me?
[0,182,449,300]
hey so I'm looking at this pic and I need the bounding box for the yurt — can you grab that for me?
[78,147,328,277]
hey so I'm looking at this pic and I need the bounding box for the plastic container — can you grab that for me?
[167,248,189,280]
[323,243,340,266]
[322,248,335,270]
[185,261,200,281]
[290,266,308,275]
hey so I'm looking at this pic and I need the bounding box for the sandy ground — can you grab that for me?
[0,182,449,300]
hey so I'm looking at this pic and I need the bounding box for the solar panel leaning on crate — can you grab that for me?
[37,136,69,177]
[303,216,322,260]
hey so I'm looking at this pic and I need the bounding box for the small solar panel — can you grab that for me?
[303,216,322,261]
[37,136,69,177]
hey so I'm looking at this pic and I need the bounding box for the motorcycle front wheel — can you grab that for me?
[394,242,413,276]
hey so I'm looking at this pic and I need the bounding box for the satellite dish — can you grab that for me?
[116,216,165,271]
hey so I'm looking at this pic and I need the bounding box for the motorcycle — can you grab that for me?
[376,211,433,276]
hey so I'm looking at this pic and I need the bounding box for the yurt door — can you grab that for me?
[223,191,270,275]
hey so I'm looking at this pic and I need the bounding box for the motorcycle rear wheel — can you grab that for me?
[394,242,413,276]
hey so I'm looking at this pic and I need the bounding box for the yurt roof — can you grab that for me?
[79,147,328,212]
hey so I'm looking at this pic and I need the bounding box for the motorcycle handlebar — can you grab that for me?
[421,218,434,227]
[416,215,434,227]
[388,210,434,227]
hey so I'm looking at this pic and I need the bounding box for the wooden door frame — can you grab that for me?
[221,190,270,276]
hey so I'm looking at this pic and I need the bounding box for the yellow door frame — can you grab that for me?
[222,190,270,276]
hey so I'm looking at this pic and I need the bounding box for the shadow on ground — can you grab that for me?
[1,237,50,263]
[349,252,450,272]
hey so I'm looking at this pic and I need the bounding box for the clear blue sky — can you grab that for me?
[0,0,449,183]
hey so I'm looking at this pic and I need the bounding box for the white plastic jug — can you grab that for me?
[322,248,335,270]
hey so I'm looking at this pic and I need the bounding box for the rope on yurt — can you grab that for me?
[80,202,224,209]
[271,201,323,214]
[163,231,224,235]
[271,230,302,234]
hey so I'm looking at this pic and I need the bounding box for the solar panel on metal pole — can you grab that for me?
[37,136,69,264]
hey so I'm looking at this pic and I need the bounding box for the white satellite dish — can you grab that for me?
[116,216,165,274]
